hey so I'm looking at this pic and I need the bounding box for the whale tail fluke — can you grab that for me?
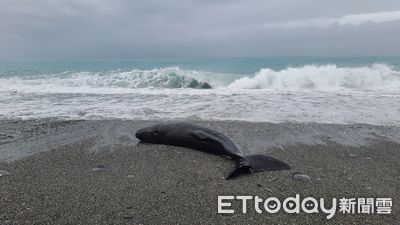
[226,154,291,179]
[226,164,252,180]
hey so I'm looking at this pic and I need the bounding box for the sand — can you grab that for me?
[0,119,399,224]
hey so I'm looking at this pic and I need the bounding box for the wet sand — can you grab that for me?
[0,119,399,224]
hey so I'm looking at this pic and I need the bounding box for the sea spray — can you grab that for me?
[228,64,400,91]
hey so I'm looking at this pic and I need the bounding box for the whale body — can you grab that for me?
[135,122,291,179]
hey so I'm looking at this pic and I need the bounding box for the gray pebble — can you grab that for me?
[91,165,106,171]
[293,173,311,182]
[0,170,10,177]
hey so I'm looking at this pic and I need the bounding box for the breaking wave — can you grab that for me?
[1,64,400,94]
[52,67,214,89]
[0,67,216,94]
[229,64,400,91]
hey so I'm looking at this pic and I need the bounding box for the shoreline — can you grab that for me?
[1,119,399,162]
[0,119,399,224]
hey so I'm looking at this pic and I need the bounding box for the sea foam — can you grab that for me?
[1,64,399,95]
[0,64,399,124]
[228,64,400,91]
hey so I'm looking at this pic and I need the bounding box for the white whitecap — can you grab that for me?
[228,64,400,91]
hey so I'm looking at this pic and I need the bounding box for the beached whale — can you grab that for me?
[135,122,291,179]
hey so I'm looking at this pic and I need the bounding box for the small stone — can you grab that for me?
[0,213,7,220]
[122,214,134,219]
[348,154,356,157]
[365,186,372,190]
[0,170,10,177]
[293,173,311,182]
[264,187,273,192]
[91,165,106,171]
[366,157,372,160]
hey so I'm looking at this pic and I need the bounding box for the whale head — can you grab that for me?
[135,124,166,143]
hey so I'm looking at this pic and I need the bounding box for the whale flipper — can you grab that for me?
[191,130,210,140]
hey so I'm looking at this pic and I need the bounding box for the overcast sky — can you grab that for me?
[1,0,400,59]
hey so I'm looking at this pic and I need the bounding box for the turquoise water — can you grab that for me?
[0,57,399,124]
[1,56,399,76]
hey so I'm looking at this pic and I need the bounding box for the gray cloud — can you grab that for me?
[0,0,399,58]
[261,10,400,28]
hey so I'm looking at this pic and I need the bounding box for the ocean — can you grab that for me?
[0,57,399,125]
